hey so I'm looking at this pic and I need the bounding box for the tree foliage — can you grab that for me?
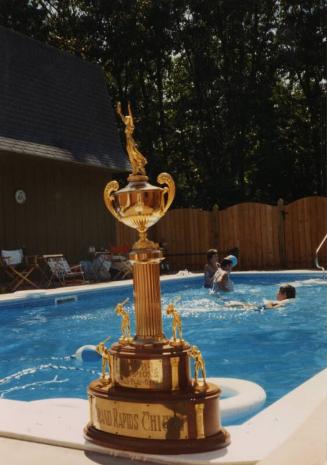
[1,0,325,208]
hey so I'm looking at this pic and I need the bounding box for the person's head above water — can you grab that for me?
[277,284,296,301]
[207,249,218,263]
[220,258,233,270]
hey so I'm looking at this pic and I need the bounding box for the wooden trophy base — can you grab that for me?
[84,424,230,454]
[85,379,231,454]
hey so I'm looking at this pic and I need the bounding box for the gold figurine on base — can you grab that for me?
[115,298,132,343]
[166,302,183,344]
[85,102,230,454]
[189,345,207,388]
[95,336,112,384]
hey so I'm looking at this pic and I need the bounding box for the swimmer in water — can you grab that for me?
[264,284,296,308]
[212,255,238,293]
[204,249,220,288]
[223,284,296,311]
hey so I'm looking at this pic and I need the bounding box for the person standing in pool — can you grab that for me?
[264,284,296,308]
[212,255,238,292]
[203,249,220,288]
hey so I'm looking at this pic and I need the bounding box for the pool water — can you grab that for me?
[0,273,326,418]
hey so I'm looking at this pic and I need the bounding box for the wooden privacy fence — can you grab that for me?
[115,196,327,271]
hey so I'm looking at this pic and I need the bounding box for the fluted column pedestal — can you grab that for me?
[133,261,163,339]
[129,248,164,341]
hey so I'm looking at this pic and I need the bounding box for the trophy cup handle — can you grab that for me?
[104,180,121,221]
[157,172,175,215]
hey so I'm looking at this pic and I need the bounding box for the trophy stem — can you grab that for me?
[132,258,164,340]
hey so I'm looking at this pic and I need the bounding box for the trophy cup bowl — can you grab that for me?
[104,173,175,250]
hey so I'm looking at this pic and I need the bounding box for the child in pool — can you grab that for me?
[221,284,296,311]
[212,255,238,292]
[204,249,220,288]
[264,284,296,308]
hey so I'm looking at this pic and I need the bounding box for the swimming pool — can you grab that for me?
[0,272,326,421]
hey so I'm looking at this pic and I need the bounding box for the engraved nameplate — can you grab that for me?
[90,396,189,439]
[114,357,164,389]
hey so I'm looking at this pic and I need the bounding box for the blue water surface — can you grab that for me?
[0,273,326,413]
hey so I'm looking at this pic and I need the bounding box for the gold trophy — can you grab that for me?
[84,103,230,454]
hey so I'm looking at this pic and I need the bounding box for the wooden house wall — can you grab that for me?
[0,152,116,263]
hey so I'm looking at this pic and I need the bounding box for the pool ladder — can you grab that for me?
[314,233,327,275]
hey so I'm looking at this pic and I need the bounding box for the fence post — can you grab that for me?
[211,205,220,250]
[277,198,287,269]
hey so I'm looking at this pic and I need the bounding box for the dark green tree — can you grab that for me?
[0,0,325,207]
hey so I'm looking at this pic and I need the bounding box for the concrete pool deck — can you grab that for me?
[0,271,326,464]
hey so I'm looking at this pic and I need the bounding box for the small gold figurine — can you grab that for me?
[189,346,207,387]
[166,302,183,343]
[116,102,147,176]
[115,298,131,342]
[95,336,112,384]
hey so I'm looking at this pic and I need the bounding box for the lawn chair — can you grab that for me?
[92,251,112,281]
[43,254,85,287]
[111,255,133,280]
[0,249,39,292]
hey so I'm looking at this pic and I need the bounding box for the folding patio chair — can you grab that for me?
[43,254,85,287]
[111,255,133,280]
[0,249,39,292]
[92,251,112,281]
